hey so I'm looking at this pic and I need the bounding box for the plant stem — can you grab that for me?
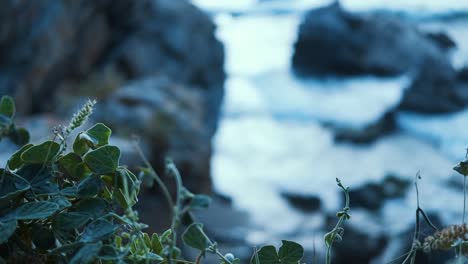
[325,179,350,264]
[133,141,175,213]
[167,161,184,264]
[464,176,466,225]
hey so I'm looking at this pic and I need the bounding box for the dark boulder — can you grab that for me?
[0,0,225,194]
[347,174,410,211]
[424,31,457,51]
[399,58,468,113]
[292,2,449,77]
[97,76,215,193]
[328,221,388,264]
[281,192,322,213]
[458,65,468,81]
[333,109,397,144]
[0,0,225,131]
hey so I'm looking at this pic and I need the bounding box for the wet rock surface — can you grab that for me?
[97,76,215,193]
[399,59,468,113]
[0,0,225,194]
[292,2,449,77]
[281,192,322,213]
[332,223,389,264]
[333,109,397,144]
[294,2,468,143]
[347,174,411,211]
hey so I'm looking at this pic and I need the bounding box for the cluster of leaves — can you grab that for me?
[0,96,304,264]
[0,96,29,145]
[0,96,162,263]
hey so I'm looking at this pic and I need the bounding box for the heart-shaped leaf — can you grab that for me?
[251,240,303,264]
[73,123,112,156]
[7,144,33,170]
[0,220,17,244]
[84,145,120,174]
[0,96,15,118]
[80,219,118,243]
[21,141,60,164]
[9,128,30,146]
[58,153,91,180]
[278,240,303,263]
[77,175,103,198]
[182,223,210,252]
[7,201,59,220]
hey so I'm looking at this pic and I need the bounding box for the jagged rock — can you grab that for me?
[97,76,214,193]
[333,109,397,144]
[328,221,388,264]
[458,66,468,81]
[281,192,322,213]
[424,31,457,51]
[292,2,449,77]
[399,58,468,113]
[0,0,225,194]
[347,174,411,211]
[0,0,225,123]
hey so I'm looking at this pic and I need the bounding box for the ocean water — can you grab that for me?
[193,0,468,257]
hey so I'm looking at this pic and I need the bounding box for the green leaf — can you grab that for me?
[84,145,120,174]
[10,128,30,146]
[15,164,57,195]
[70,242,102,264]
[182,223,210,251]
[49,196,72,210]
[21,141,60,164]
[53,212,90,231]
[190,194,212,209]
[86,123,111,147]
[114,168,140,209]
[73,123,112,156]
[252,246,279,264]
[454,159,468,176]
[0,171,30,208]
[0,96,15,118]
[7,143,33,170]
[49,242,83,255]
[8,201,59,220]
[80,219,118,243]
[160,229,172,242]
[141,252,164,261]
[151,233,163,254]
[73,132,92,156]
[72,198,107,219]
[278,240,304,263]
[58,153,90,180]
[0,220,17,244]
[16,164,52,184]
[77,175,103,198]
[61,186,78,197]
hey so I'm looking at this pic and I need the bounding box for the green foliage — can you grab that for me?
[2,95,468,264]
[251,240,304,264]
[0,97,159,263]
[0,95,29,145]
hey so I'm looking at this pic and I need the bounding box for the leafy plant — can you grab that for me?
[2,95,468,264]
[250,240,303,264]
[0,96,237,264]
[0,96,29,145]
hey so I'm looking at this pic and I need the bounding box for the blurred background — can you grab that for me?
[1,0,468,263]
